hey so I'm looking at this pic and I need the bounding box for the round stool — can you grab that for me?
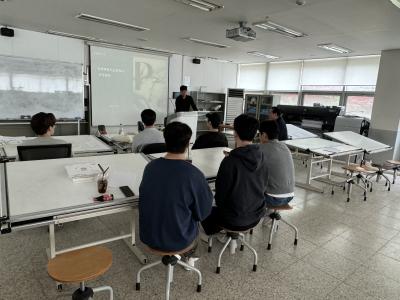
[265,205,298,250]
[136,243,202,300]
[207,226,258,274]
[47,246,113,300]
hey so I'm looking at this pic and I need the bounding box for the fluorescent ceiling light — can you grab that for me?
[247,51,279,59]
[76,13,150,31]
[318,43,352,54]
[390,0,400,8]
[184,37,229,48]
[47,30,100,41]
[207,57,233,63]
[253,20,306,38]
[175,0,223,11]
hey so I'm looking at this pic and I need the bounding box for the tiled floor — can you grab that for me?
[1,162,400,299]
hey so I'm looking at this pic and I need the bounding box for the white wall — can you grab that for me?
[371,50,400,131]
[0,27,84,64]
[169,55,238,94]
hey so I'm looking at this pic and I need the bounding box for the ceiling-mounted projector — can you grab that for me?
[226,22,256,42]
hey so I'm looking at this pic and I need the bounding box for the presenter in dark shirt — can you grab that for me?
[175,85,198,112]
[192,112,228,149]
[269,107,288,141]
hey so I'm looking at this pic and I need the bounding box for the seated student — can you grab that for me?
[22,112,66,146]
[192,113,228,150]
[201,114,266,238]
[139,122,213,264]
[259,120,295,208]
[132,109,164,153]
[269,107,288,141]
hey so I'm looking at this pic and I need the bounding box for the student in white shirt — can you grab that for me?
[22,112,66,146]
[132,109,164,152]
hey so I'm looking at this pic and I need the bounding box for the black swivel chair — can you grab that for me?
[140,143,167,155]
[17,144,72,161]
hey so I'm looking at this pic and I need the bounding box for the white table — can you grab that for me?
[150,147,229,180]
[1,135,114,160]
[286,124,318,140]
[1,153,148,263]
[284,138,362,192]
[324,131,392,154]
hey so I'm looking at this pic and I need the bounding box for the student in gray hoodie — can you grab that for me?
[259,120,295,207]
[201,114,266,235]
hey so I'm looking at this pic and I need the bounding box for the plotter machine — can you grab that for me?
[278,105,341,136]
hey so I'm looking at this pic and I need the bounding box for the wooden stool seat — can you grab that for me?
[342,164,374,173]
[267,204,293,211]
[387,160,400,166]
[47,246,112,284]
[146,243,195,257]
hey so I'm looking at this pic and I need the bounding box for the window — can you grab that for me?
[303,94,341,107]
[345,95,374,119]
[272,93,299,105]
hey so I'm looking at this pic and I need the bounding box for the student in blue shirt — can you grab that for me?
[139,121,213,265]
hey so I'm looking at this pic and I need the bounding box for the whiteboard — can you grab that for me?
[90,46,169,126]
[0,55,84,120]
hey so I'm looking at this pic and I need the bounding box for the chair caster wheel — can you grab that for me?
[343,186,346,191]
[294,238,298,245]
[388,187,391,191]
[136,283,140,291]
[385,182,388,187]
[197,284,202,293]
[57,284,63,291]
[208,246,212,253]
[364,197,367,201]
[370,188,373,192]
[253,265,257,272]
[331,190,334,195]
[216,267,220,274]
[347,198,350,202]
[249,229,253,235]
[240,245,244,251]
[267,244,271,250]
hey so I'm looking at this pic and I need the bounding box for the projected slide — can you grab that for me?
[91,46,168,126]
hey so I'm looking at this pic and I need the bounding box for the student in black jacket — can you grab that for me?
[201,114,266,235]
[139,122,213,265]
[269,107,288,141]
[192,112,228,150]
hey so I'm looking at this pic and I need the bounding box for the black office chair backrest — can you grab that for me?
[17,144,72,161]
[140,143,167,155]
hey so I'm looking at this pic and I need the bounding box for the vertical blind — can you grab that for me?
[238,55,381,91]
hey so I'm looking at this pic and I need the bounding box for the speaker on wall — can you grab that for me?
[1,27,14,37]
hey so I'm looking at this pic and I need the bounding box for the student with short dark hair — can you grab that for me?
[269,107,288,141]
[201,114,266,241]
[22,112,66,146]
[259,120,295,207]
[139,122,213,265]
[192,113,228,150]
[132,109,164,152]
[175,85,198,112]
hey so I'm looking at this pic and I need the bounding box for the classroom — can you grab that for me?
[1,0,400,299]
